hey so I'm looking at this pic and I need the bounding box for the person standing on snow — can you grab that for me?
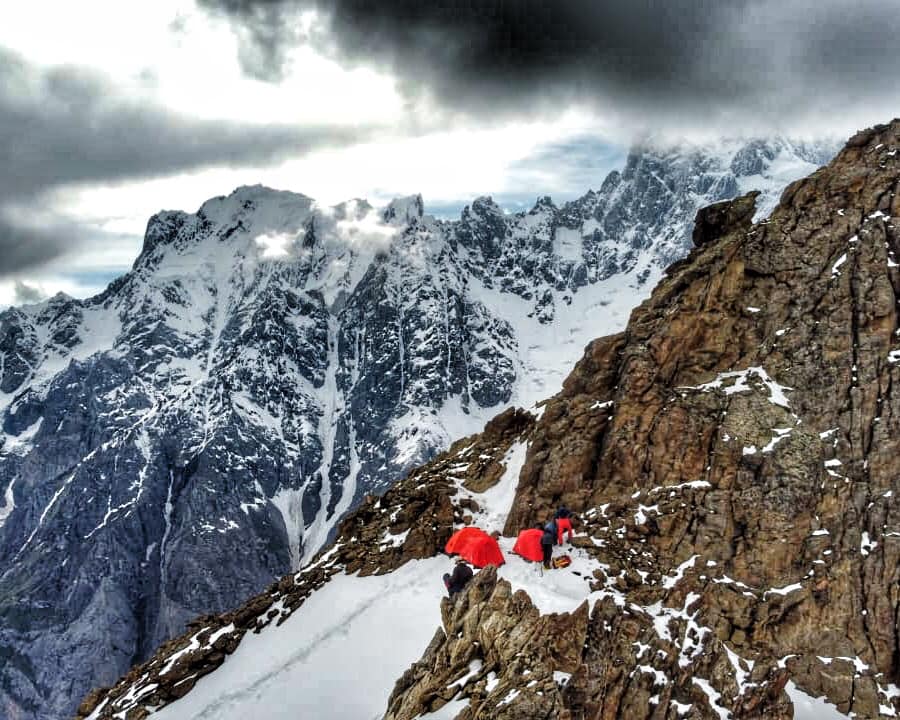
[555,506,575,545]
[541,519,557,569]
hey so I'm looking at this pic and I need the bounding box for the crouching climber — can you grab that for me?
[541,519,557,569]
[555,506,575,545]
[443,558,474,598]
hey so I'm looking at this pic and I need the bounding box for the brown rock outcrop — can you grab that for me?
[385,566,589,720]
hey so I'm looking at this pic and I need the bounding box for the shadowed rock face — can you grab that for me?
[692,191,760,248]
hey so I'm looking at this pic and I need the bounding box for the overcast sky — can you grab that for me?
[1,0,897,306]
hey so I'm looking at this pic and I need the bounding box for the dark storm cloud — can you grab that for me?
[0,210,140,279]
[198,0,900,130]
[0,47,373,274]
[0,214,77,277]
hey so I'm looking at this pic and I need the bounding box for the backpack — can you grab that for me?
[552,554,572,569]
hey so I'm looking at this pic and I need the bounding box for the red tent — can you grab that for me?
[512,528,544,563]
[445,527,505,568]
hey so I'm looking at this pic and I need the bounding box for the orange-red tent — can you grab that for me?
[512,528,544,562]
[445,527,505,568]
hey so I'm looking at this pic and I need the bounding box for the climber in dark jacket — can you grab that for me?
[541,519,557,569]
[443,559,474,597]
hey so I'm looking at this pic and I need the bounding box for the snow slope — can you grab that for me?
[151,561,447,720]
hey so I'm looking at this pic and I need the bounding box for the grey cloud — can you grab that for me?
[0,48,369,202]
[198,0,900,135]
[0,214,74,277]
[199,0,310,82]
[0,210,137,279]
[12,280,46,305]
[0,47,374,274]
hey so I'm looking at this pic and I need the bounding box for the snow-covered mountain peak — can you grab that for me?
[321,197,374,221]
[529,195,557,213]
[14,290,75,315]
[467,195,502,215]
[382,193,425,225]
[197,184,315,220]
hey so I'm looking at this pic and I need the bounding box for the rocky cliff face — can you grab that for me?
[0,138,832,719]
[76,121,900,720]
[394,120,900,718]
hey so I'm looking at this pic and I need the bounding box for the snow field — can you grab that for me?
[153,559,447,720]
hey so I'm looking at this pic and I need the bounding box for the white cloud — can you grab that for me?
[333,207,397,254]
[0,1,403,127]
[254,231,298,259]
